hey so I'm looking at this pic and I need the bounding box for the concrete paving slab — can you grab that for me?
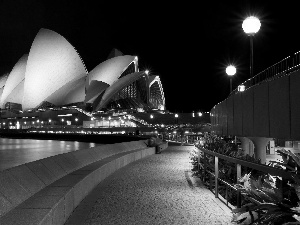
[0,208,51,225]
[0,193,13,216]
[0,170,30,207]
[70,149,95,167]
[8,165,45,195]
[50,174,86,187]
[26,160,57,185]
[35,186,70,197]
[19,195,62,209]
[40,157,67,180]
[50,154,78,174]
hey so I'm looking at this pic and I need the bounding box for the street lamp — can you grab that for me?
[226,65,236,93]
[175,113,179,125]
[242,16,261,78]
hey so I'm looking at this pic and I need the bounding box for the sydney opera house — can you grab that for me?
[0,28,166,131]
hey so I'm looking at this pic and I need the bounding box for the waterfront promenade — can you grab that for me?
[65,143,233,225]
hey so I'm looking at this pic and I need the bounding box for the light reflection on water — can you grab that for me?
[0,137,102,171]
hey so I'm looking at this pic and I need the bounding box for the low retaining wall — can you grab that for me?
[0,140,168,224]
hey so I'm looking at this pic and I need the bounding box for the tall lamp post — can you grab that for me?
[242,16,261,78]
[226,65,236,93]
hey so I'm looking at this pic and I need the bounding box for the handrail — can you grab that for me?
[229,50,300,96]
[198,147,296,209]
[200,148,294,179]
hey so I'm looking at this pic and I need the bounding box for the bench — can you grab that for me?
[0,140,168,225]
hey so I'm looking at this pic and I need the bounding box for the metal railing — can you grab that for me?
[198,148,294,209]
[230,50,300,95]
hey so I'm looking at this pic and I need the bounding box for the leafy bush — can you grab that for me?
[231,148,300,224]
[190,133,300,224]
[232,173,300,224]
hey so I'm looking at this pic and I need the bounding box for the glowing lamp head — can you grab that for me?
[238,84,246,92]
[175,114,178,118]
[150,114,154,119]
[242,16,261,36]
[226,65,236,76]
[145,70,149,75]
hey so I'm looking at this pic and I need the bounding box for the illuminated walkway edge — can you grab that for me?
[66,144,233,225]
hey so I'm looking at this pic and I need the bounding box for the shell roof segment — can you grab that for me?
[87,55,136,87]
[0,74,8,89]
[96,71,146,111]
[44,76,86,106]
[22,28,87,110]
[1,54,28,108]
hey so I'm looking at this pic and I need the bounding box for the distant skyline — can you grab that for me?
[1,0,300,112]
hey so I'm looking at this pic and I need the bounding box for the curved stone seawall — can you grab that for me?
[0,140,168,225]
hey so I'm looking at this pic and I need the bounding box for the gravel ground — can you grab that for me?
[65,145,233,225]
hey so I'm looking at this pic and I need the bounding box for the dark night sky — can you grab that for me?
[0,0,300,113]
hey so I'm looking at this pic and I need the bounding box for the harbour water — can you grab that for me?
[0,137,101,171]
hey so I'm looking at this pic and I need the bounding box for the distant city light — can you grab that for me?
[175,114,178,118]
[150,114,154,119]
[198,112,202,117]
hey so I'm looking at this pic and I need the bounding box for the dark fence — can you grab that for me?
[231,50,300,95]
[198,147,294,209]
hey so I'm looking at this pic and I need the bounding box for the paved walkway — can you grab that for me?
[65,144,233,225]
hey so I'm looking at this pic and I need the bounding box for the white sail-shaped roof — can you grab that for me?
[0,74,8,106]
[1,54,27,108]
[0,74,8,88]
[86,55,137,88]
[149,75,165,110]
[0,88,4,105]
[22,28,87,110]
[4,80,24,106]
[44,77,86,106]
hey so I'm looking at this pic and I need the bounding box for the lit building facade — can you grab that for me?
[0,28,165,130]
